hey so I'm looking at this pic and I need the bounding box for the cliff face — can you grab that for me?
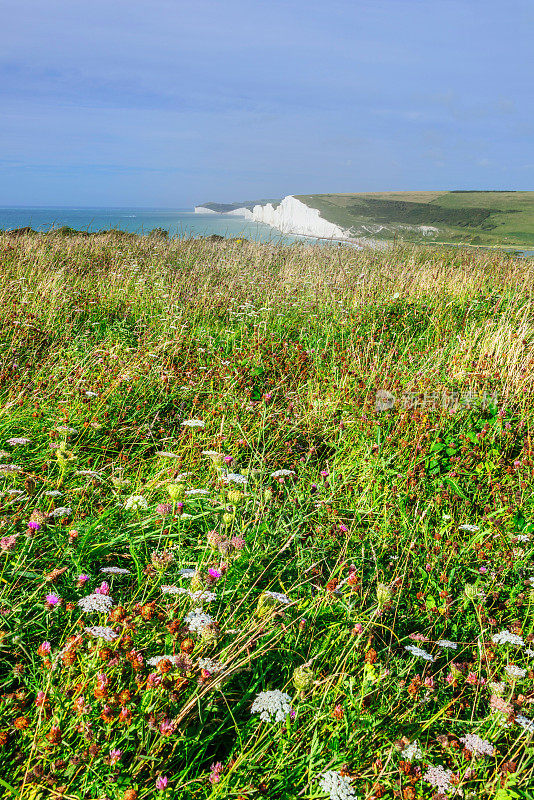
[250,195,350,238]
[195,195,351,239]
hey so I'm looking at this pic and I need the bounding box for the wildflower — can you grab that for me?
[147,654,175,667]
[264,590,291,604]
[377,583,392,608]
[185,488,210,496]
[209,761,224,784]
[404,645,435,662]
[184,608,215,634]
[44,490,62,497]
[458,524,480,532]
[437,640,458,649]
[156,503,172,515]
[85,391,98,398]
[231,535,245,550]
[159,719,175,736]
[251,689,292,723]
[198,658,225,675]
[464,583,485,602]
[100,567,131,575]
[109,748,122,765]
[48,507,72,518]
[271,469,294,478]
[37,641,51,656]
[161,585,187,595]
[492,630,524,646]
[77,574,90,587]
[189,590,216,603]
[489,681,506,695]
[423,765,455,795]
[179,568,197,577]
[55,426,77,434]
[181,419,204,428]
[124,495,148,511]
[45,593,61,608]
[459,733,495,756]
[317,770,356,800]
[156,451,179,458]
[27,521,41,532]
[401,741,422,761]
[95,581,110,595]
[78,593,114,613]
[85,626,118,641]
[516,714,534,733]
[292,665,314,692]
[221,472,247,485]
[75,470,102,479]
[6,438,31,446]
[505,665,526,680]
[0,535,19,552]
[208,568,222,580]
[0,464,21,472]
[155,776,169,790]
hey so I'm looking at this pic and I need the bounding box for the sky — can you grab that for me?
[0,0,533,207]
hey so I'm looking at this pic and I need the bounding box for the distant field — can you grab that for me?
[296,191,534,246]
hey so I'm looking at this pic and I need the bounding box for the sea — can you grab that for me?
[1,207,532,255]
[0,206,313,245]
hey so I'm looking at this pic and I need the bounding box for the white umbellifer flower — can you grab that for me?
[156,451,180,458]
[189,590,216,603]
[161,585,188,595]
[45,490,63,497]
[317,770,356,800]
[78,593,114,613]
[458,524,480,532]
[525,648,534,658]
[528,577,534,586]
[271,469,295,478]
[423,765,454,795]
[264,591,291,604]
[437,640,458,650]
[505,665,526,679]
[459,733,495,756]
[404,645,435,662]
[184,607,214,634]
[221,473,248,485]
[124,495,148,511]
[147,654,176,667]
[85,391,98,398]
[489,681,506,695]
[179,568,197,578]
[198,658,225,674]
[516,534,530,542]
[6,437,31,446]
[251,690,292,723]
[0,464,21,472]
[55,426,77,434]
[516,714,534,733]
[84,626,118,641]
[401,741,422,761]
[492,630,524,646]
[48,507,72,517]
[76,470,102,479]
[173,473,192,482]
[185,489,210,496]
[181,419,205,428]
[100,567,131,575]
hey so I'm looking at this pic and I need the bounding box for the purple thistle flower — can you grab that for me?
[27,521,41,531]
[45,593,60,607]
[155,776,168,790]
[208,568,222,580]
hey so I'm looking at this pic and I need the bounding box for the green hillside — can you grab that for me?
[296,191,534,246]
[199,199,280,212]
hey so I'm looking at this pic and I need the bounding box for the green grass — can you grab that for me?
[1,233,534,799]
[296,191,534,247]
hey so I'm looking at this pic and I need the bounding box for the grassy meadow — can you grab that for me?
[296,192,534,247]
[1,233,534,799]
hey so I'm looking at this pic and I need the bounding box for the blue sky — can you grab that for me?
[1,0,532,207]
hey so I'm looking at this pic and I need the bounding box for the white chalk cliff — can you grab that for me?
[195,195,351,239]
[194,206,219,214]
